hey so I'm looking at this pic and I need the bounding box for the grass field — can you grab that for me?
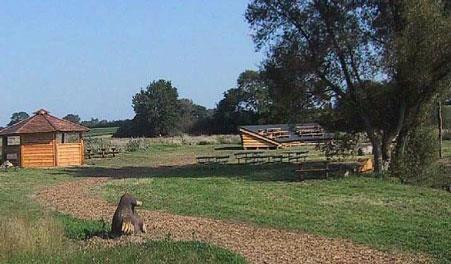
[0,166,245,263]
[0,141,450,263]
[85,127,119,138]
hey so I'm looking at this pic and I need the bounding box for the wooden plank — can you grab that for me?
[55,143,82,166]
[20,145,24,167]
[21,141,55,168]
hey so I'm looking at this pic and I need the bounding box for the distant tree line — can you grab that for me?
[112,70,331,138]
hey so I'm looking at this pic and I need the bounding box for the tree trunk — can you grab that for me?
[381,135,393,171]
[438,101,443,158]
[368,131,384,173]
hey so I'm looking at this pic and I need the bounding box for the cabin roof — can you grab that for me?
[240,123,334,143]
[0,109,89,135]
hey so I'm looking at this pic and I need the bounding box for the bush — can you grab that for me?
[316,133,365,161]
[391,127,444,186]
[443,129,451,140]
[84,138,113,151]
[125,138,152,152]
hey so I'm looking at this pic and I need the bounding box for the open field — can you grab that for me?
[85,127,119,138]
[0,140,450,263]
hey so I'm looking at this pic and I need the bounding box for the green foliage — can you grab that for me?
[246,0,451,172]
[125,138,152,152]
[62,114,81,124]
[84,137,113,151]
[316,133,365,161]
[116,80,212,137]
[132,79,180,137]
[391,127,443,186]
[8,112,29,126]
[444,106,451,129]
[54,213,109,240]
[211,70,271,134]
[177,98,211,135]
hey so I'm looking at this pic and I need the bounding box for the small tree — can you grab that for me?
[8,112,29,126]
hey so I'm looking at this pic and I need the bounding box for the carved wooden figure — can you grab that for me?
[111,193,146,235]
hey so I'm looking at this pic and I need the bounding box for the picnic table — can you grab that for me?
[282,151,309,163]
[296,161,331,181]
[235,152,287,164]
[86,148,120,159]
[196,155,230,164]
[234,151,264,164]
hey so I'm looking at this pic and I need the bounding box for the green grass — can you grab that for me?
[0,167,246,263]
[85,127,118,138]
[82,142,451,263]
[99,170,450,262]
[7,240,246,264]
[54,213,109,240]
[1,141,450,263]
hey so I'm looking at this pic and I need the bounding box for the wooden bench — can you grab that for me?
[196,155,230,164]
[283,151,309,163]
[296,161,331,181]
[234,152,264,164]
[287,155,308,163]
[86,148,120,159]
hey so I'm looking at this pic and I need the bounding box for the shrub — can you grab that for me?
[124,138,151,152]
[84,138,113,151]
[316,133,365,161]
[391,127,444,186]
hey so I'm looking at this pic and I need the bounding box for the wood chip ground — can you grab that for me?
[34,178,430,264]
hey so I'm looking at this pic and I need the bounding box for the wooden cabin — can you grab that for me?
[0,109,89,168]
[239,123,333,150]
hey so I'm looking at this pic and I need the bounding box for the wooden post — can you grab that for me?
[438,101,443,158]
[20,144,24,168]
[80,138,85,165]
[53,133,58,167]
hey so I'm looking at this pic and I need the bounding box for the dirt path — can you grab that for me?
[35,178,428,264]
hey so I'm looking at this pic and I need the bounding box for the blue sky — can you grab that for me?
[0,0,263,126]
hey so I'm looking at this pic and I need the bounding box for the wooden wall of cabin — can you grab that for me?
[2,132,85,168]
[56,143,83,166]
[3,136,21,166]
[1,137,4,162]
[21,132,55,168]
[241,132,277,149]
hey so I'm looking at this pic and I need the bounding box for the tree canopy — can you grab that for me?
[8,112,29,126]
[246,0,451,172]
[132,80,180,137]
[63,114,81,124]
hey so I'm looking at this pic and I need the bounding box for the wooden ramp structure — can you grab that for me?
[239,123,333,150]
[0,109,89,168]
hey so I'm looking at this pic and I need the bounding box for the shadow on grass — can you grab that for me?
[52,162,352,183]
[214,146,243,151]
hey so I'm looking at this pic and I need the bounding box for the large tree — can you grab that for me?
[246,0,451,172]
[132,80,180,137]
[212,70,272,133]
[8,112,29,126]
[177,98,210,134]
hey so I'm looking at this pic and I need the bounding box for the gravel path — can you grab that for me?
[35,178,429,264]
